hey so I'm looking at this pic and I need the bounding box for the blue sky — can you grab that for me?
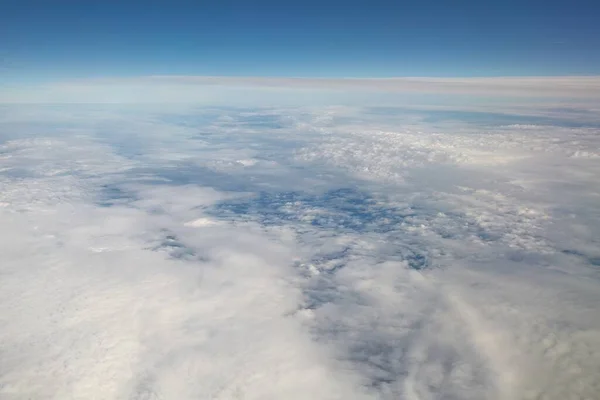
[1,0,600,82]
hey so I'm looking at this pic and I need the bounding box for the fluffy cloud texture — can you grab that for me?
[0,100,599,399]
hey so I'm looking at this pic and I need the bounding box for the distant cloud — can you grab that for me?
[2,75,600,104]
[141,75,600,97]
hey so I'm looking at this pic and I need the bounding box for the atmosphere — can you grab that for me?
[1,1,600,400]
[2,0,600,81]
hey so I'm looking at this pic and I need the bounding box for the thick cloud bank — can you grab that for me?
[1,103,599,399]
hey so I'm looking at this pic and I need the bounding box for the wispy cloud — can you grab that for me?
[2,75,600,104]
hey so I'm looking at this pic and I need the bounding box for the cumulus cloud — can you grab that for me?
[0,131,368,399]
[1,102,599,399]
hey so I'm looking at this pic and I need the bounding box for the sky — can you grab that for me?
[1,0,600,83]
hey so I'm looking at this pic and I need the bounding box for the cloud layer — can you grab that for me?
[1,102,599,399]
[3,75,600,104]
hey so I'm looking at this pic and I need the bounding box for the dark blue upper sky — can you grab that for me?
[1,0,599,81]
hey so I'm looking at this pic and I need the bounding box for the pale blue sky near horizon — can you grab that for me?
[1,0,600,84]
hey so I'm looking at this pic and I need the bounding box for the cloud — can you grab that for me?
[2,75,600,104]
[142,75,600,97]
[1,102,599,399]
[0,132,369,399]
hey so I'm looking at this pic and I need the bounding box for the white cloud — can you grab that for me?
[0,135,370,400]
[1,102,599,399]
